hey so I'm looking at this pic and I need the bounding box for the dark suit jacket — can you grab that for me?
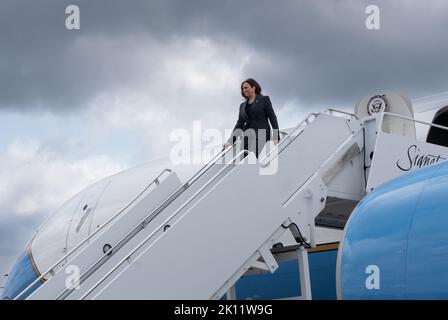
[228,94,280,145]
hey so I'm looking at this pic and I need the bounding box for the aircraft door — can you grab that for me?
[426,106,448,147]
[65,181,110,252]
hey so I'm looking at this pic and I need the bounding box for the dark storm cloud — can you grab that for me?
[1,0,448,112]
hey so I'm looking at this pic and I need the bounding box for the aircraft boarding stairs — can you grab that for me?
[21,93,448,300]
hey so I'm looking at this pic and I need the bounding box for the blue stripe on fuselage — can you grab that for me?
[2,249,41,300]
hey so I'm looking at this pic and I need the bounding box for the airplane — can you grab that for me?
[2,91,448,300]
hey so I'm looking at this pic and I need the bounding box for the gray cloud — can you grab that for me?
[2,0,448,283]
[0,138,127,280]
[2,0,448,114]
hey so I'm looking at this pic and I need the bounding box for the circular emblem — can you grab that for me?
[367,95,387,115]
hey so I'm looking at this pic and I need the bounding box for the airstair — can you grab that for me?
[21,93,448,300]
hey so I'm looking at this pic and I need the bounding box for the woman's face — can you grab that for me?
[242,82,256,98]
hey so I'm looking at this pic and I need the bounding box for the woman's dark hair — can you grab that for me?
[241,78,262,98]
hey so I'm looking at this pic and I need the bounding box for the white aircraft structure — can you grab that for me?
[2,91,448,300]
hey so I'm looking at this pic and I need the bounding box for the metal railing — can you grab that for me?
[323,109,359,120]
[20,142,239,300]
[259,113,318,167]
[185,141,238,185]
[72,150,248,300]
[15,168,173,300]
[260,109,359,168]
[381,112,448,134]
[50,142,238,299]
[17,107,361,299]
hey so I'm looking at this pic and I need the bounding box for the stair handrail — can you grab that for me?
[381,112,448,133]
[323,109,359,119]
[19,142,239,300]
[76,149,248,300]
[15,168,173,299]
[72,110,362,299]
[259,113,318,166]
[260,109,359,168]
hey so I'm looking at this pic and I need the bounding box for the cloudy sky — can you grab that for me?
[1,0,448,285]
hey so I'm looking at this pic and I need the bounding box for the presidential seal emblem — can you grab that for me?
[367,95,387,115]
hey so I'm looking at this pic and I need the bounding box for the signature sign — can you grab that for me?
[396,145,446,172]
